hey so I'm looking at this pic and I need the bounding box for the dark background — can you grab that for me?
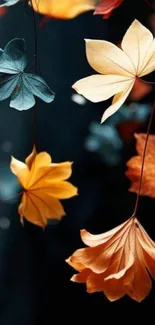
[0,0,155,324]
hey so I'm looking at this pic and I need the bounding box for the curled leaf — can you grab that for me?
[10,147,78,227]
[66,216,155,302]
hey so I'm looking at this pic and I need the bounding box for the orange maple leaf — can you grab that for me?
[66,216,155,302]
[94,0,123,19]
[126,133,155,198]
[30,0,97,19]
[10,146,78,227]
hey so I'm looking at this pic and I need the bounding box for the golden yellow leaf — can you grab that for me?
[72,20,155,123]
[66,216,155,302]
[30,0,97,19]
[126,133,155,198]
[10,146,78,227]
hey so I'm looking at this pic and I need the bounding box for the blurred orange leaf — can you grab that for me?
[66,216,155,302]
[118,121,143,143]
[31,0,97,19]
[126,133,155,198]
[94,0,123,18]
[129,78,152,101]
[10,146,78,227]
[0,7,7,15]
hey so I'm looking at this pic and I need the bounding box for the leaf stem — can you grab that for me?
[30,0,38,147]
[0,191,23,204]
[31,0,38,72]
[132,100,155,217]
[140,78,155,85]
[143,0,155,8]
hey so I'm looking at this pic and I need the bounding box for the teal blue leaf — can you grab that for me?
[0,74,20,100]
[0,38,27,74]
[9,73,55,110]
[85,103,151,166]
[0,0,20,7]
[0,38,55,110]
[10,75,35,110]
[24,74,55,103]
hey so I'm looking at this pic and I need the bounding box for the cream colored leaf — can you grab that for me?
[121,19,154,75]
[101,80,134,123]
[139,39,155,77]
[72,74,133,103]
[85,39,135,76]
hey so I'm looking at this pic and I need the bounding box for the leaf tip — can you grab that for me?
[134,133,139,139]
[80,229,86,236]
[84,38,92,44]
[10,155,16,167]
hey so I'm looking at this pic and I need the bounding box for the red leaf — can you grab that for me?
[94,0,123,18]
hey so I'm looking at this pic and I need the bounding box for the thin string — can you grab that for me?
[141,78,155,85]
[132,100,155,217]
[143,0,155,9]
[30,0,38,147]
[0,1,40,207]
[0,191,23,204]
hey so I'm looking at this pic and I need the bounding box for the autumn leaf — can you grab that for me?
[126,133,155,198]
[116,42,152,101]
[94,0,123,19]
[10,146,78,227]
[72,20,155,123]
[30,0,97,20]
[66,216,155,302]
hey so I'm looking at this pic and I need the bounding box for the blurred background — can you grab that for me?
[0,0,155,324]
